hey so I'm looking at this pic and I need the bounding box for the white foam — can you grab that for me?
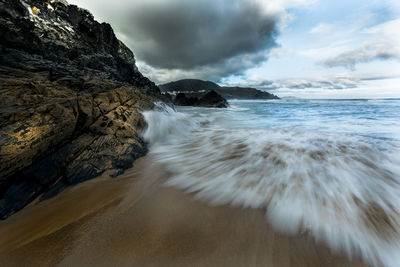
[142,105,400,266]
[226,104,251,111]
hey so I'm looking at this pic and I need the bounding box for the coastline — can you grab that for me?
[0,155,366,267]
[0,1,398,266]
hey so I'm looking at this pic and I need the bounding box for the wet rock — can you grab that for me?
[0,0,165,219]
[173,90,228,108]
[197,90,229,108]
[173,93,198,106]
[161,92,173,103]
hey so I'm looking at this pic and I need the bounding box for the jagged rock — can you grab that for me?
[0,0,165,219]
[0,0,159,92]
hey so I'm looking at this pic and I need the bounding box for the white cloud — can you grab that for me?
[308,18,400,70]
[222,72,400,92]
[309,23,334,35]
[223,75,358,91]
[362,18,400,43]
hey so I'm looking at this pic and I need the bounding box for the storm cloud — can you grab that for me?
[68,0,281,83]
[138,50,269,83]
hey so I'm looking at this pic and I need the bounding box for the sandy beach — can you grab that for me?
[0,156,366,267]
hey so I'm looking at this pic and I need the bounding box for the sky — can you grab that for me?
[68,0,400,98]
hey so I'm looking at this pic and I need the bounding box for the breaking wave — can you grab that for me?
[142,102,400,266]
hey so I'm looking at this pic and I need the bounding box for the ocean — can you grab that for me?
[142,99,400,266]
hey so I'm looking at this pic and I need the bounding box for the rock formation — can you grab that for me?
[173,90,228,108]
[0,0,165,218]
[196,90,229,108]
[173,93,199,106]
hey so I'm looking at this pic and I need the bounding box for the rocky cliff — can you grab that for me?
[0,0,165,219]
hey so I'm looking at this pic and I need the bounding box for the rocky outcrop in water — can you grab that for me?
[173,93,199,106]
[0,0,165,219]
[173,90,228,108]
[196,90,229,108]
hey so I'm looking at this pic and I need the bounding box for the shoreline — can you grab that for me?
[0,156,366,266]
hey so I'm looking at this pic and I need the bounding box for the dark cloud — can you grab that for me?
[138,50,269,84]
[321,43,400,70]
[68,0,280,83]
[124,0,278,69]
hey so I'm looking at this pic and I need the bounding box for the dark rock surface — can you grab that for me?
[217,86,280,100]
[0,0,158,92]
[0,0,164,219]
[173,90,228,108]
[160,79,280,100]
[197,90,229,108]
[173,93,199,106]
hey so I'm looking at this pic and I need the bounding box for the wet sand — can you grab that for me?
[0,156,367,267]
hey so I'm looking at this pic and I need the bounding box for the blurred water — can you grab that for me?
[142,99,400,266]
[177,99,400,144]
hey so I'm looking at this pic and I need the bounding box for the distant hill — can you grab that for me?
[159,79,279,100]
[217,86,279,100]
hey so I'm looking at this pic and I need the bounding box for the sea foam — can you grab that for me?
[142,103,400,266]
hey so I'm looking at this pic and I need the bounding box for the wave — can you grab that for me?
[226,105,251,112]
[142,104,400,266]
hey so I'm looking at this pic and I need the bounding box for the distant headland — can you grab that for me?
[159,79,280,100]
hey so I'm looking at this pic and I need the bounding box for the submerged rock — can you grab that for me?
[0,0,164,218]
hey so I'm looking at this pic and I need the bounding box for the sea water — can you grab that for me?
[142,99,400,266]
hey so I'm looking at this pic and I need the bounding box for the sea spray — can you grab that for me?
[142,100,400,266]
